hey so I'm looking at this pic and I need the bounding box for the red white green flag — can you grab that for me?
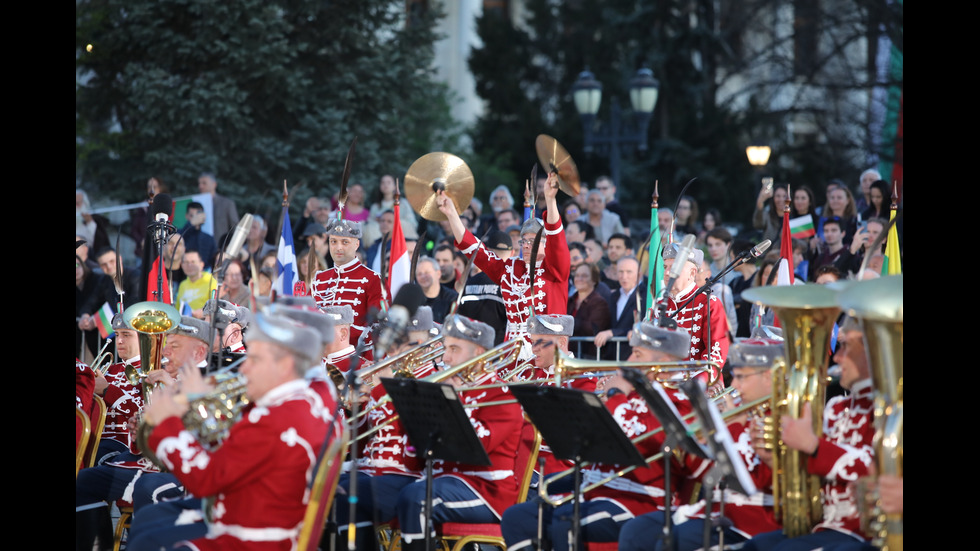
[789,214,816,239]
[94,302,115,339]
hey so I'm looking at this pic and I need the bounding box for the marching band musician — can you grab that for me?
[436,172,571,360]
[267,298,342,409]
[75,316,211,551]
[92,314,143,462]
[311,219,385,347]
[135,312,343,551]
[203,298,250,355]
[501,321,711,551]
[321,305,359,374]
[743,316,876,551]
[395,315,524,551]
[656,242,731,389]
[328,307,439,551]
[619,334,786,551]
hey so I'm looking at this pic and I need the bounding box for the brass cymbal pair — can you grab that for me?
[404,135,580,222]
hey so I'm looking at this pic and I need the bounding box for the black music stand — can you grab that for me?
[681,378,758,551]
[619,368,711,551]
[510,385,647,551]
[380,378,491,551]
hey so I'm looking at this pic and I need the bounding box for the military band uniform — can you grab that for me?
[455,216,570,347]
[657,281,731,383]
[312,257,385,347]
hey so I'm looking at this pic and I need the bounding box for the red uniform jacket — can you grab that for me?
[810,378,875,539]
[101,357,144,450]
[658,282,731,385]
[456,218,570,343]
[432,377,524,518]
[148,379,341,551]
[579,387,710,517]
[311,258,385,345]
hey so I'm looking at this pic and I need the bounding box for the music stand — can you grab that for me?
[619,368,711,551]
[380,377,491,551]
[509,385,646,551]
[681,378,758,551]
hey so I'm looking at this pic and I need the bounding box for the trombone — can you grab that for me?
[553,349,722,389]
[352,338,523,442]
[537,391,769,507]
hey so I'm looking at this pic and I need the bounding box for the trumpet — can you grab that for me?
[90,337,115,376]
[538,391,769,507]
[354,335,445,388]
[553,349,721,389]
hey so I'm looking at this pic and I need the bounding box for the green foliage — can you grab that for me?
[76,0,463,218]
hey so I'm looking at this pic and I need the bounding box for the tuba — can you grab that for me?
[743,285,839,538]
[124,301,181,403]
[838,275,903,551]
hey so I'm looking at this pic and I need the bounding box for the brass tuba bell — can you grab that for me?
[123,301,181,403]
[838,275,903,551]
[743,284,839,538]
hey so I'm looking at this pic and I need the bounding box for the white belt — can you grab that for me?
[209,522,299,542]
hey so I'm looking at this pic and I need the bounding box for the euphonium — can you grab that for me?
[743,285,839,538]
[124,301,181,403]
[838,275,903,551]
[136,363,251,469]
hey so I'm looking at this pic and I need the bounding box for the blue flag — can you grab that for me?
[274,206,299,296]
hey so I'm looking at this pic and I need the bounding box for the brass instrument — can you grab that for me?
[123,301,181,403]
[838,275,903,551]
[538,391,768,507]
[553,349,721,390]
[347,336,446,421]
[89,337,115,376]
[353,339,522,441]
[136,361,251,469]
[743,285,839,538]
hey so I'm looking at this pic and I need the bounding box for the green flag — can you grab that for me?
[645,206,662,316]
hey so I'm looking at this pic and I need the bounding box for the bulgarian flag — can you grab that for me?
[789,214,816,239]
[882,204,902,276]
[94,302,116,339]
[388,187,410,302]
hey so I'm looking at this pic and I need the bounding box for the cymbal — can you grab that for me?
[535,134,581,197]
[404,152,475,222]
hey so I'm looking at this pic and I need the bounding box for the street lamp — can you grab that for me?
[746,144,773,192]
[571,68,660,189]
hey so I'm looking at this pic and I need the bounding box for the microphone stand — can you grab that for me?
[149,217,176,302]
[673,252,753,314]
[343,323,382,551]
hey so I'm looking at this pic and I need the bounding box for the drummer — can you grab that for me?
[435,171,570,359]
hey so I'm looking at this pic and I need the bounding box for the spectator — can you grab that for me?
[293,195,332,241]
[218,258,250,306]
[340,182,370,224]
[560,199,583,227]
[855,167,882,213]
[752,182,788,245]
[415,256,457,321]
[595,175,630,228]
[578,189,625,244]
[704,227,738,287]
[489,185,515,214]
[76,189,111,256]
[175,249,217,318]
[369,173,419,235]
[602,233,633,291]
[789,184,818,221]
[565,219,594,245]
[696,207,723,245]
[594,255,645,360]
[178,201,219,270]
[84,247,140,316]
[657,207,681,245]
[162,232,187,286]
[365,209,395,274]
[860,180,891,221]
[197,172,240,246]
[583,237,605,267]
[434,244,458,289]
[495,207,521,232]
[130,177,168,258]
[568,262,612,360]
[729,239,759,338]
[245,214,275,263]
[75,234,100,274]
[817,181,858,244]
[76,253,107,360]
[673,195,700,237]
